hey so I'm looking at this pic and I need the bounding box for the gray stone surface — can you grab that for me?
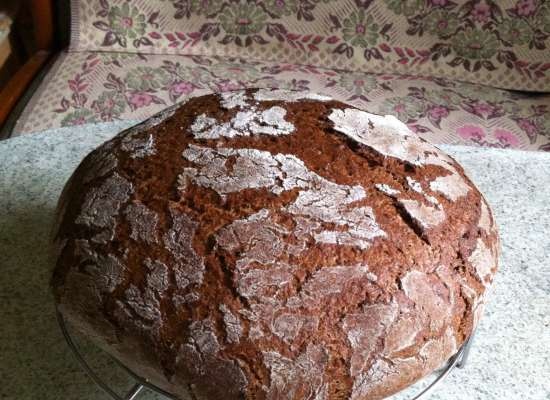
[0,122,549,400]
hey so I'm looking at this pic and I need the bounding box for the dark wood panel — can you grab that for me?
[0,50,50,132]
[0,0,55,134]
[32,0,54,51]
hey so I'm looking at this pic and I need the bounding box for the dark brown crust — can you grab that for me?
[51,90,499,400]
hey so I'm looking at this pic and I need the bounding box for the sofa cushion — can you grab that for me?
[13,51,550,150]
[69,0,550,91]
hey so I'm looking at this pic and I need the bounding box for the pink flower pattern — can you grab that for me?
[517,118,538,137]
[64,0,550,92]
[472,102,497,118]
[515,0,538,16]
[11,1,550,152]
[214,80,245,92]
[457,124,486,141]
[458,124,521,148]
[428,105,450,120]
[471,3,491,23]
[129,92,154,108]
[31,51,548,151]
[494,128,521,146]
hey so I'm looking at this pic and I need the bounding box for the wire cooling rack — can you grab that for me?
[56,310,475,400]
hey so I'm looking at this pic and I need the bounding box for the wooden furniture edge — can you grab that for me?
[0,0,55,135]
[0,50,51,134]
[33,0,54,51]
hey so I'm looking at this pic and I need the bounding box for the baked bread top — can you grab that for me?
[52,89,499,400]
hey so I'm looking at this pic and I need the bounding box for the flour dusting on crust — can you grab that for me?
[350,357,419,400]
[329,108,426,166]
[176,319,248,399]
[419,327,458,371]
[263,344,329,400]
[76,173,133,244]
[375,183,400,196]
[124,202,159,244]
[329,108,461,177]
[343,303,398,377]
[144,259,169,294]
[220,304,243,344]
[296,265,377,305]
[182,145,385,249]
[429,173,471,201]
[401,270,453,331]
[478,198,493,234]
[180,145,302,196]
[406,177,423,193]
[350,325,456,399]
[121,133,156,159]
[123,283,161,323]
[163,208,205,295]
[271,314,319,344]
[469,238,495,287]
[398,199,446,230]
[220,90,250,109]
[191,106,294,139]
[73,239,126,294]
[384,314,422,355]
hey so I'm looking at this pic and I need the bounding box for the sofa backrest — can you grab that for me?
[69,0,550,91]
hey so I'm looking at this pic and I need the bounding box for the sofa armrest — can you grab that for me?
[0,0,54,135]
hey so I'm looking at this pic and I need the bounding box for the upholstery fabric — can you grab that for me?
[68,0,550,91]
[13,51,550,151]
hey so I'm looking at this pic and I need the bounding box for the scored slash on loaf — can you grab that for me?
[51,89,499,400]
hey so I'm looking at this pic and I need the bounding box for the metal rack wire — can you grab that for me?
[56,310,475,400]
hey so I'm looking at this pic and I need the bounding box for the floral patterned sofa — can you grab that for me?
[12,0,550,151]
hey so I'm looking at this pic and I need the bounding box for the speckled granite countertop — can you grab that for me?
[1,122,549,400]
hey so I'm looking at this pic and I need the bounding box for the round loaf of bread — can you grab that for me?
[52,89,499,400]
